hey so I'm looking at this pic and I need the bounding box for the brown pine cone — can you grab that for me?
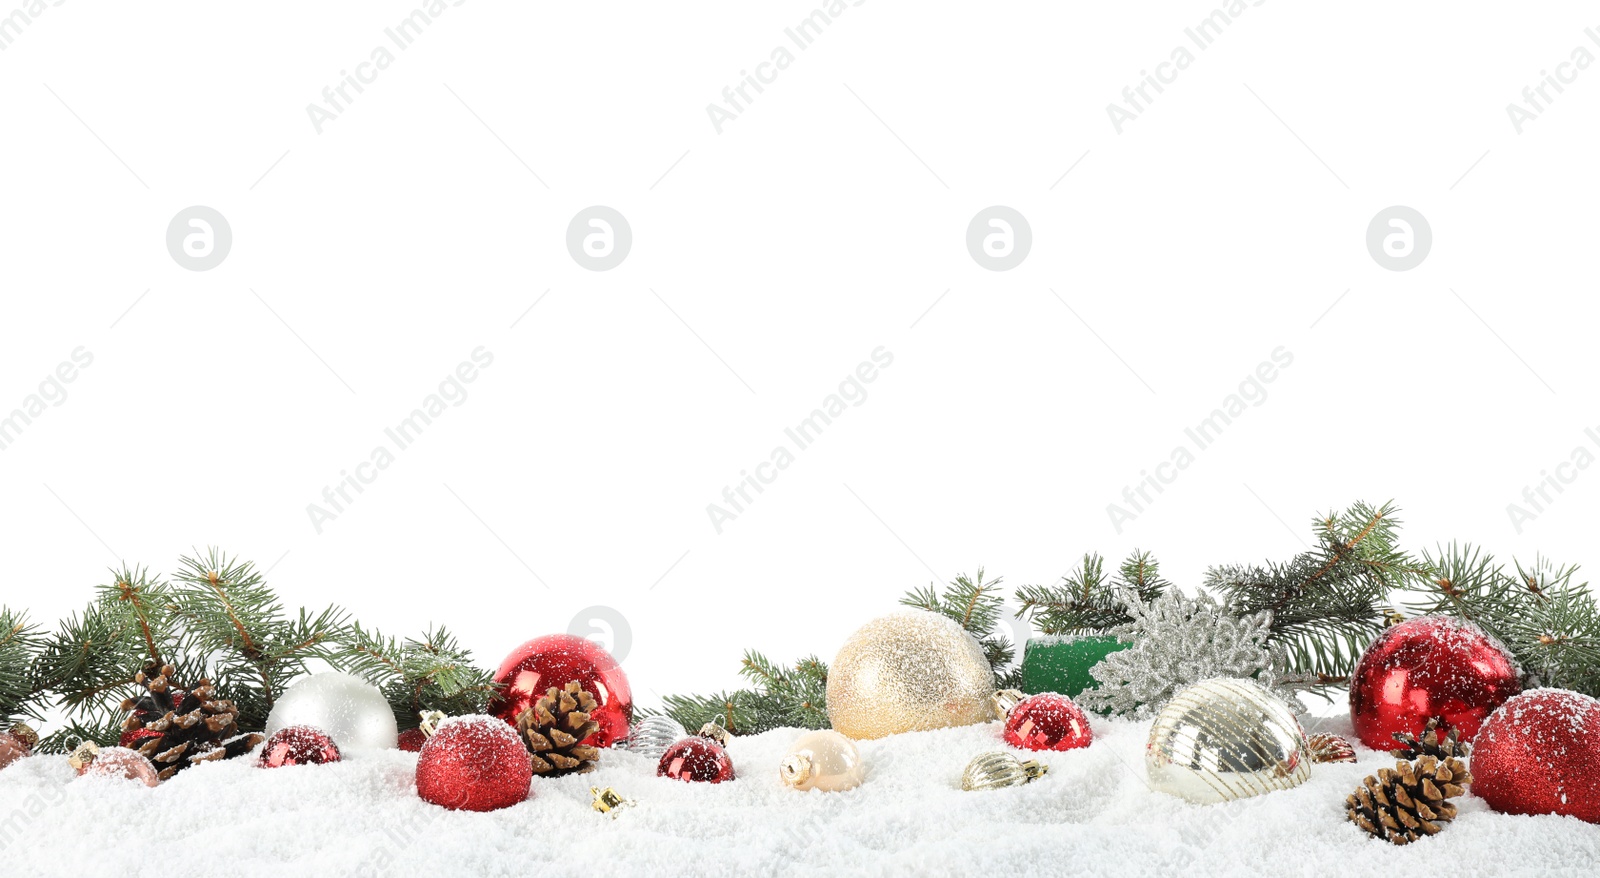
[1346,755,1473,845]
[1307,733,1358,764]
[515,681,601,776]
[120,664,264,781]
[1390,717,1470,760]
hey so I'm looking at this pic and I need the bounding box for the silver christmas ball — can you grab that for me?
[615,715,685,760]
[265,672,398,753]
[1145,677,1310,803]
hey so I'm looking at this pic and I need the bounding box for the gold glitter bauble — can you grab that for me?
[826,610,996,740]
[1145,677,1311,804]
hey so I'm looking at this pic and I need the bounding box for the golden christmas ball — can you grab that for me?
[826,610,996,740]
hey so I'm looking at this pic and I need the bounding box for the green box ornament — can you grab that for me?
[1019,635,1130,697]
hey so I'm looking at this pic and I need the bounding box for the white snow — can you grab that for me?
[1,713,1596,877]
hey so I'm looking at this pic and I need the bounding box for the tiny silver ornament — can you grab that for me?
[1145,677,1311,804]
[615,715,686,760]
[961,751,1048,791]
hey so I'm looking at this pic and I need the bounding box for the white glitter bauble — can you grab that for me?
[265,672,398,752]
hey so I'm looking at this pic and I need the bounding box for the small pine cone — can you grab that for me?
[1345,755,1474,845]
[515,681,602,776]
[120,664,265,781]
[1307,733,1358,764]
[1390,717,1470,761]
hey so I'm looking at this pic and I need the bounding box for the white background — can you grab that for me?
[2,1,1597,715]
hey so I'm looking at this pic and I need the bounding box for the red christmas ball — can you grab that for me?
[1348,616,1520,751]
[258,725,342,768]
[657,736,735,783]
[416,715,532,812]
[1473,689,1600,823]
[397,729,427,753]
[1003,693,1093,752]
[488,634,632,747]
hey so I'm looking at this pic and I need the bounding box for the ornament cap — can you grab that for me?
[6,723,38,751]
[697,719,731,748]
[68,740,101,772]
[591,786,635,815]
[418,710,447,739]
[1019,759,1048,781]
[778,753,813,787]
[989,688,1025,719]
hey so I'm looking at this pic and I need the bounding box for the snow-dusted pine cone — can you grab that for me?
[1346,755,1472,845]
[515,681,602,776]
[120,664,263,780]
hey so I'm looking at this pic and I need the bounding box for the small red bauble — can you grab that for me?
[397,729,427,753]
[657,736,735,783]
[258,725,342,768]
[416,715,532,812]
[1348,616,1520,751]
[1003,693,1093,752]
[74,745,161,787]
[488,634,632,748]
[1473,689,1600,824]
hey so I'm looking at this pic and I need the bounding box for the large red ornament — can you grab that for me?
[488,634,632,747]
[657,736,735,783]
[1348,616,1520,751]
[1003,693,1093,752]
[416,715,532,812]
[1473,689,1600,823]
[258,725,342,768]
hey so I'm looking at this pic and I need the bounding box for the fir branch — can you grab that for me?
[335,623,498,729]
[0,608,45,725]
[653,651,830,735]
[33,706,124,755]
[1014,550,1170,636]
[1205,501,1417,688]
[1410,545,1600,696]
[169,548,347,731]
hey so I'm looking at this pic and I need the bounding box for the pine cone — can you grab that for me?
[120,664,264,781]
[1346,755,1473,845]
[515,681,601,776]
[1307,733,1357,764]
[1390,717,1470,760]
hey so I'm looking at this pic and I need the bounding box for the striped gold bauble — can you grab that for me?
[1145,677,1311,803]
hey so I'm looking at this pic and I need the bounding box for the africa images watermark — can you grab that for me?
[705,0,869,134]
[1105,0,1267,133]
[306,346,494,533]
[305,0,468,134]
[1107,345,1293,533]
[1505,423,1600,534]
[0,0,66,52]
[0,782,65,852]
[1504,26,1600,134]
[707,346,894,533]
[0,347,94,453]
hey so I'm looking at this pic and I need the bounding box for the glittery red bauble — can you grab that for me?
[657,736,734,783]
[415,716,532,812]
[397,729,427,753]
[1003,693,1093,752]
[1473,689,1600,823]
[258,725,342,768]
[488,634,632,747]
[1348,616,1520,751]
